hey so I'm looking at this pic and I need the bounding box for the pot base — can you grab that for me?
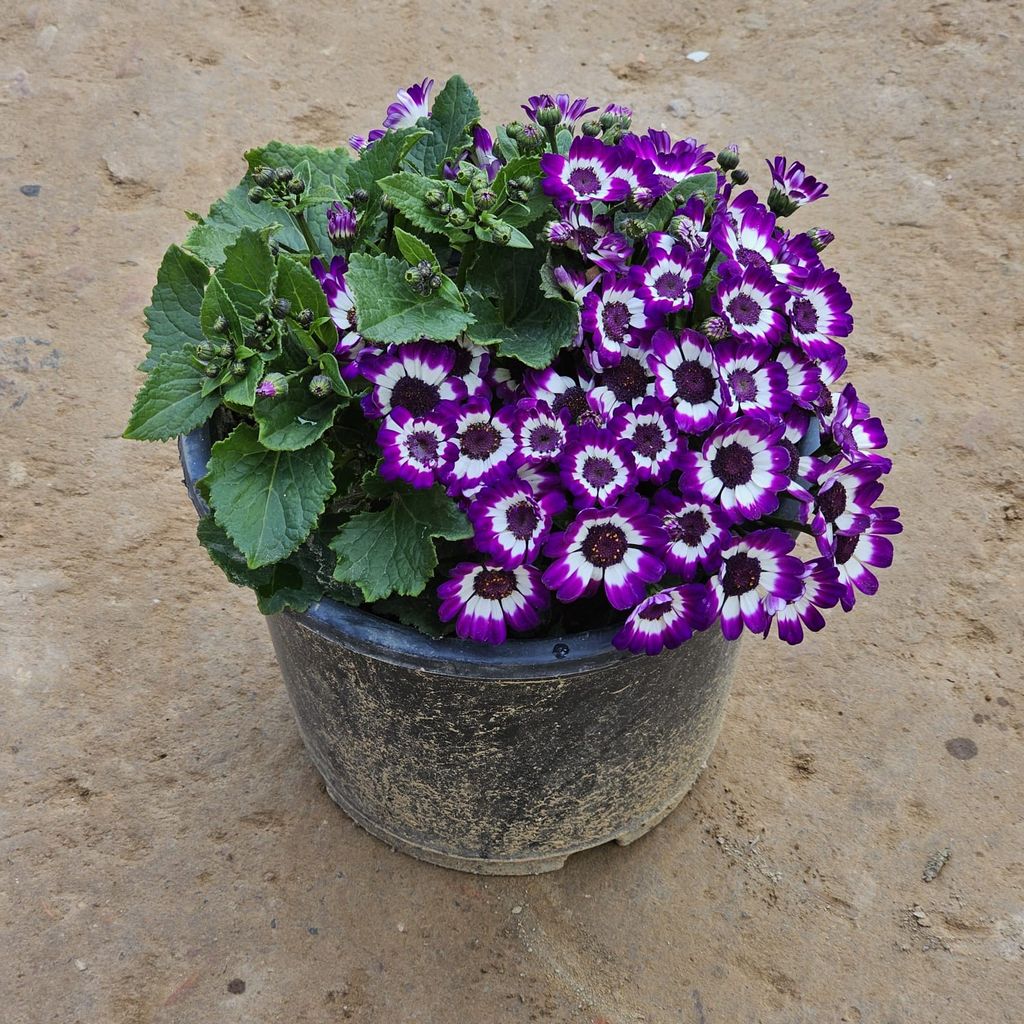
[321,767,704,875]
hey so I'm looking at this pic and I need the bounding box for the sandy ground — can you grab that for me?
[2,1,1023,1021]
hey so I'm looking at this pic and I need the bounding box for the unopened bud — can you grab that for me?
[581,121,602,137]
[717,145,740,171]
[230,360,248,378]
[535,104,562,128]
[253,166,276,188]
[424,189,445,209]
[287,178,305,196]
[474,188,497,210]
[731,168,750,186]
[623,218,650,241]
[213,315,230,335]
[275,167,293,183]
[309,374,332,398]
[492,222,512,246]
[447,207,468,227]
[256,372,288,399]
[247,186,266,204]
[804,227,835,252]
[350,188,369,205]
[767,186,798,217]
[272,298,291,319]
[204,361,222,379]
[197,341,217,360]
[296,308,315,329]
[699,316,731,341]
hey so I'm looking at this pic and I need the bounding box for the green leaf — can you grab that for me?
[393,225,438,268]
[346,253,473,344]
[124,350,221,441]
[274,253,333,348]
[244,142,352,189]
[206,424,335,568]
[142,245,210,370]
[556,129,573,155]
[371,594,450,637]
[222,356,264,406]
[198,516,325,615]
[466,291,579,368]
[219,227,276,324]
[378,172,450,234]
[330,480,472,602]
[254,386,341,451]
[636,172,719,233]
[200,273,244,343]
[406,76,481,175]
[495,125,520,163]
[317,352,352,396]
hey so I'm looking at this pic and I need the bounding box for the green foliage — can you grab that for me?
[346,253,473,344]
[274,253,334,348]
[142,245,210,369]
[406,76,481,175]
[124,351,221,441]
[330,477,472,602]
[254,385,341,451]
[205,424,335,568]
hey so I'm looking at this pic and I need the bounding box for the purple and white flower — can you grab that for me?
[383,77,433,129]
[613,584,711,655]
[629,243,705,313]
[311,256,365,367]
[443,399,517,494]
[810,456,886,555]
[540,136,631,204]
[654,493,732,579]
[710,197,783,277]
[610,398,680,484]
[449,337,492,401]
[684,415,790,521]
[522,93,597,127]
[825,383,890,469]
[581,274,657,371]
[588,346,655,407]
[648,328,725,433]
[327,203,357,244]
[469,479,558,568]
[470,125,501,180]
[712,264,788,348]
[716,339,790,419]
[513,400,570,465]
[377,409,452,489]
[438,562,549,644]
[766,156,829,207]
[523,368,592,423]
[786,265,852,360]
[542,496,666,610]
[709,529,805,640]
[833,506,902,611]
[769,557,844,644]
[561,424,637,508]
[775,345,823,409]
[360,341,465,418]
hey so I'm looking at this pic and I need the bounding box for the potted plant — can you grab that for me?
[126,76,901,874]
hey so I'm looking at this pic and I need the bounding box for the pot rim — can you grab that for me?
[178,425,641,679]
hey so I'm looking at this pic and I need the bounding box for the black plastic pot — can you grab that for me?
[179,426,739,874]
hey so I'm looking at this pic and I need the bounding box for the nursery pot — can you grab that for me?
[179,427,740,874]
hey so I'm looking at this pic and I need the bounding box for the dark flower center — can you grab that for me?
[460,422,501,460]
[638,597,672,621]
[600,356,648,402]
[450,347,472,377]
[582,455,618,489]
[654,271,686,298]
[391,376,440,416]
[473,568,516,600]
[721,552,762,596]
[528,423,561,454]
[736,246,768,271]
[673,360,716,404]
[568,166,602,195]
[727,293,762,327]
[817,481,847,522]
[831,422,854,452]
[668,509,709,546]
[712,442,755,487]
[552,385,589,422]
[506,499,540,540]
[601,300,632,341]
[581,523,628,567]
[777,437,800,479]
[790,297,819,334]
[407,429,440,464]
[833,533,859,565]
[346,308,358,330]
[633,423,666,458]
[576,225,599,251]
[728,368,757,403]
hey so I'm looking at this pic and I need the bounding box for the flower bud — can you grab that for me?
[513,175,533,192]
[804,227,835,252]
[429,274,442,290]
[272,298,291,319]
[505,121,525,139]
[349,188,370,205]
[699,316,730,341]
[380,193,396,212]
[716,144,740,171]
[404,267,420,285]
[213,315,230,335]
[603,127,623,145]
[253,166,276,187]
[447,207,468,227]
[247,186,266,204]
[296,308,315,329]
[254,312,271,331]
[197,341,217,360]
[215,343,234,359]
[581,121,601,137]
[767,186,798,217]
[287,178,305,196]
[256,372,288,399]
[205,360,224,378]
[666,215,686,238]
[456,166,474,185]
[730,168,750,186]
[535,104,562,128]
[474,188,497,210]
[544,220,573,245]
[230,360,248,377]
[327,202,357,243]
[275,167,293,183]
[623,218,650,241]
[424,189,445,209]
[438,202,453,217]
[309,374,332,398]
[492,222,513,246]
[598,111,616,130]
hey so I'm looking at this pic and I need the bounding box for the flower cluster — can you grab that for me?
[331,80,901,651]
[128,74,899,656]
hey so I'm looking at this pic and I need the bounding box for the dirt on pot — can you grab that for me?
[1,1,1022,1022]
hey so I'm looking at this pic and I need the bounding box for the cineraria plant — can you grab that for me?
[125,75,901,654]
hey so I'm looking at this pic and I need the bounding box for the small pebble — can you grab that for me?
[686,51,710,63]
[74,959,87,971]
[20,184,41,196]
[511,905,523,915]
[397,922,406,933]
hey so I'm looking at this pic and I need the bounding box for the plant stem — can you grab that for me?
[292,209,323,261]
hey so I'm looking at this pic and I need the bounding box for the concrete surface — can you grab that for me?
[1,1,1022,1021]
